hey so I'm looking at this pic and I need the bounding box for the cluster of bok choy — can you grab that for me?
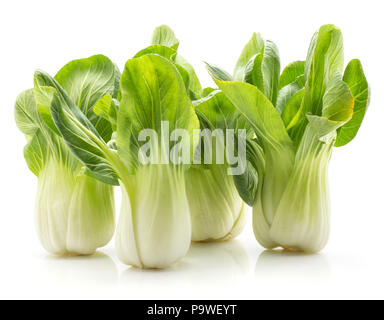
[15,24,369,268]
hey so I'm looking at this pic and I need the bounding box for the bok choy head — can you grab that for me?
[207,24,369,252]
[187,91,255,242]
[44,51,200,268]
[15,55,119,255]
[146,26,249,242]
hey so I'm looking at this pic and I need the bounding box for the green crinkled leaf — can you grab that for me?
[34,70,99,137]
[175,55,202,97]
[53,54,119,142]
[134,44,177,61]
[17,56,121,181]
[307,73,354,139]
[233,159,258,206]
[208,76,293,151]
[276,82,301,115]
[193,90,252,135]
[205,63,233,82]
[304,24,344,116]
[55,55,120,115]
[244,52,262,88]
[335,59,370,147]
[244,40,280,105]
[233,138,264,206]
[151,25,180,51]
[286,25,344,146]
[15,88,76,175]
[117,54,200,170]
[175,63,190,92]
[149,25,202,97]
[34,71,119,185]
[15,89,41,136]
[282,88,304,128]
[50,92,119,185]
[279,61,305,89]
[322,72,354,122]
[23,129,48,176]
[93,94,118,132]
[33,81,61,135]
[133,44,195,98]
[234,33,264,81]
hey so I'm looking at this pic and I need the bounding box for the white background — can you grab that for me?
[0,0,383,299]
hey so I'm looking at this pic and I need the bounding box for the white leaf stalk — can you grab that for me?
[116,164,191,269]
[185,165,246,242]
[35,157,115,255]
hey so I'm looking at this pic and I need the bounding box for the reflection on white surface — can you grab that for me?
[120,240,250,294]
[255,250,331,283]
[186,240,250,278]
[40,251,118,288]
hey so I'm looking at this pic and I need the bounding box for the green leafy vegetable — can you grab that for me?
[187,90,252,241]
[234,33,264,81]
[151,24,180,51]
[146,26,247,242]
[15,23,370,262]
[279,61,305,89]
[335,59,370,146]
[14,55,118,255]
[150,24,202,98]
[49,54,199,268]
[208,24,369,252]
